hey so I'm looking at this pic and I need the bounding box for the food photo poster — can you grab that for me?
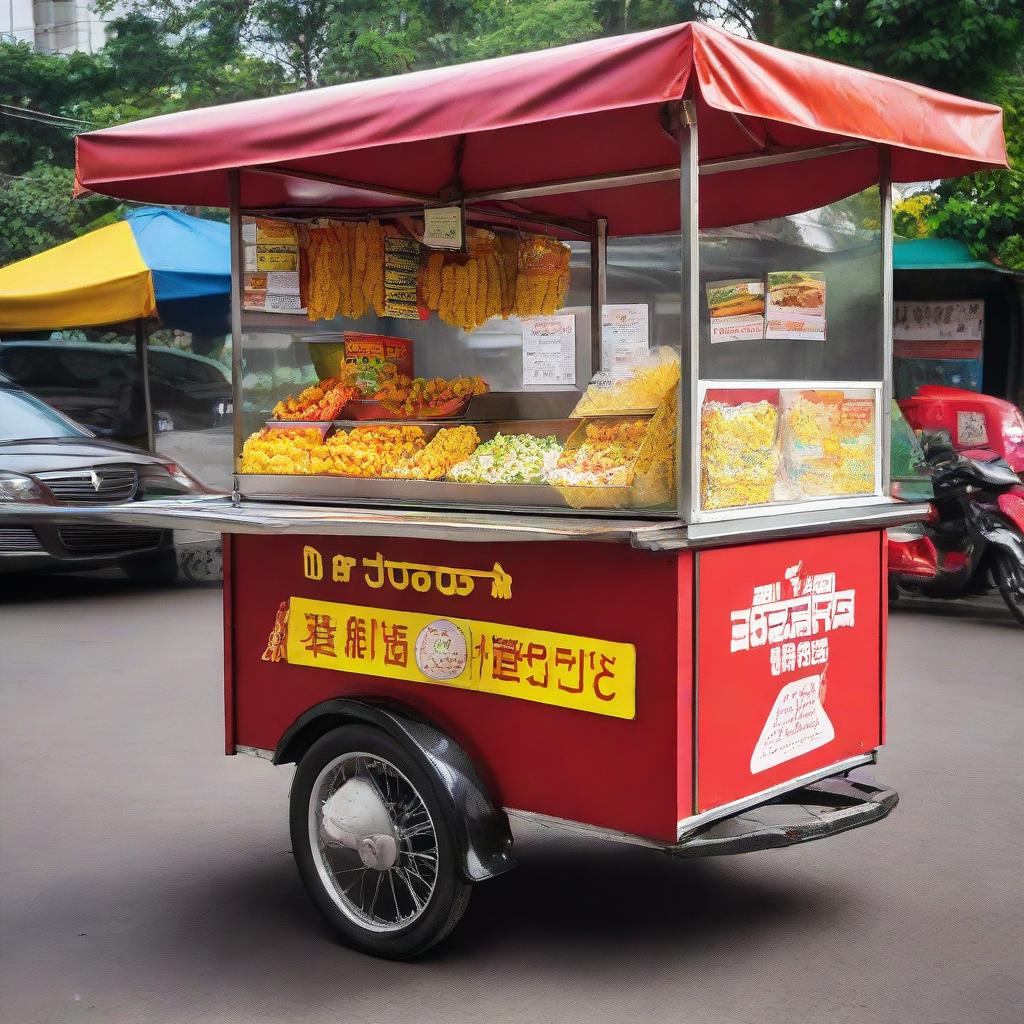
[706,279,766,343]
[765,271,827,341]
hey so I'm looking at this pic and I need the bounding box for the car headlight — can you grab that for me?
[0,472,48,503]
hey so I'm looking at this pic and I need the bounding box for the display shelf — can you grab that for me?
[237,473,677,514]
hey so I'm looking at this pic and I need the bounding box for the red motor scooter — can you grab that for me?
[888,388,1024,624]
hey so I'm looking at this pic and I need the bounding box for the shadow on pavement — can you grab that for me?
[0,569,219,605]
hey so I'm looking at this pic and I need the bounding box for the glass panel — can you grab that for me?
[699,386,878,512]
[694,190,885,516]
[148,330,233,492]
[699,190,884,382]
[237,216,681,515]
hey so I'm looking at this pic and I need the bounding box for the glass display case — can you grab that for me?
[235,188,886,524]
[236,215,683,515]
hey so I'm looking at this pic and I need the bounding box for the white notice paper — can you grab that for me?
[601,304,649,371]
[422,206,465,251]
[749,673,835,774]
[522,315,576,386]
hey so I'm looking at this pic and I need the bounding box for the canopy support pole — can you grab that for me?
[879,147,893,496]
[678,100,700,526]
[135,318,154,452]
[229,169,244,497]
[590,217,608,377]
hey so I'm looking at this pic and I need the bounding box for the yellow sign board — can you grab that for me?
[286,596,636,720]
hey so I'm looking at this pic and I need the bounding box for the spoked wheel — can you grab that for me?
[290,725,471,958]
[993,551,1024,626]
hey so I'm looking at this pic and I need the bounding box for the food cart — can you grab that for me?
[56,24,1007,957]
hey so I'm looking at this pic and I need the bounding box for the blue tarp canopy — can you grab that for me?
[0,206,229,335]
[125,207,230,334]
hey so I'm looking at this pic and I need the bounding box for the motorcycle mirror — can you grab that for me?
[919,428,953,455]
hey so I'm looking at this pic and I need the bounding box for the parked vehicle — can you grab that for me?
[0,339,231,442]
[889,430,1024,624]
[0,376,205,579]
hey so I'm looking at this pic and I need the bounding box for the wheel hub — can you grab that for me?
[357,833,398,870]
[321,776,397,869]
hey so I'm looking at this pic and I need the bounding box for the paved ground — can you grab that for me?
[1,576,1021,1024]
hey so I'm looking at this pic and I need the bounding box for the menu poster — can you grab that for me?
[894,300,984,342]
[244,245,299,273]
[243,270,306,314]
[706,279,765,343]
[383,236,422,319]
[601,303,649,370]
[422,205,466,251]
[765,271,826,341]
[243,218,300,246]
[522,315,576,386]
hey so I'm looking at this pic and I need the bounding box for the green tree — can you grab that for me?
[927,72,1024,268]
[0,42,110,174]
[780,0,1023,99]
[0,164,119,264]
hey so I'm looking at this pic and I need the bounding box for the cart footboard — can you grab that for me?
[670,770,898,858]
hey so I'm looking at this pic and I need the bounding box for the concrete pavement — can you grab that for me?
[1,576,1021,1024]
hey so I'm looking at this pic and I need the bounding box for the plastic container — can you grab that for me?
[306,332,414,383]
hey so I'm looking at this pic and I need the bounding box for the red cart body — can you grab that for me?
[226,529,885,843]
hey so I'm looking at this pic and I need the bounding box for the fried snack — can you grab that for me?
[371,368,488,418]
[272,371,359,421]
[240,427,323,474]
[309,425,427,477]
[387,426,481,480]
[513,234,571,318]
[547,419,648,488]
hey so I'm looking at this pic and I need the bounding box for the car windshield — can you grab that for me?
[0,386,91,442]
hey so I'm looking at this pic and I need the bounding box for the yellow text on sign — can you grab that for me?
[286,597,635,720]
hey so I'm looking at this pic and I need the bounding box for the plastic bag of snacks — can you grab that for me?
[572,347,681,416]
[700,399,779,510]
[780,390,875,498]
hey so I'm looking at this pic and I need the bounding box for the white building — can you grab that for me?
[1,1,124,54]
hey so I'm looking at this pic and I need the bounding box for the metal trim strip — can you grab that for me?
[234,745,275,760]
[675,753,875,840]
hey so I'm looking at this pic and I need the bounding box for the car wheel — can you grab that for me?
[290,724,472,959]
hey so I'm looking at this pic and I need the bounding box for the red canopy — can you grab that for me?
[75,22,1006,234]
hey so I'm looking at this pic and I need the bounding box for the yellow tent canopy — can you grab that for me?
[0,220,156,332]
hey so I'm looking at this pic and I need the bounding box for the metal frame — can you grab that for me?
[879,147,894,496]
[591,217,608,376]
[134,318,154,452]
[228,126,899,540]
[237,141,871,211]
[691,380,886,524]
[228,169,244,494]
[678,99,700,523]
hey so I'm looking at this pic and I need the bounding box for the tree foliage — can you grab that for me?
[0,164,119,266]
[0,0,1021,264]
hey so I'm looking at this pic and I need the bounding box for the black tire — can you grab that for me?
[290,724,472,959]
[122,547,179,584]
[992,551,1024,626]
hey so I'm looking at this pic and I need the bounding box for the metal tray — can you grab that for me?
[238,474,574,510]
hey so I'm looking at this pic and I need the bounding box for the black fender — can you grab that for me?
[971,505,1024,566]
[274,697,515,882]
